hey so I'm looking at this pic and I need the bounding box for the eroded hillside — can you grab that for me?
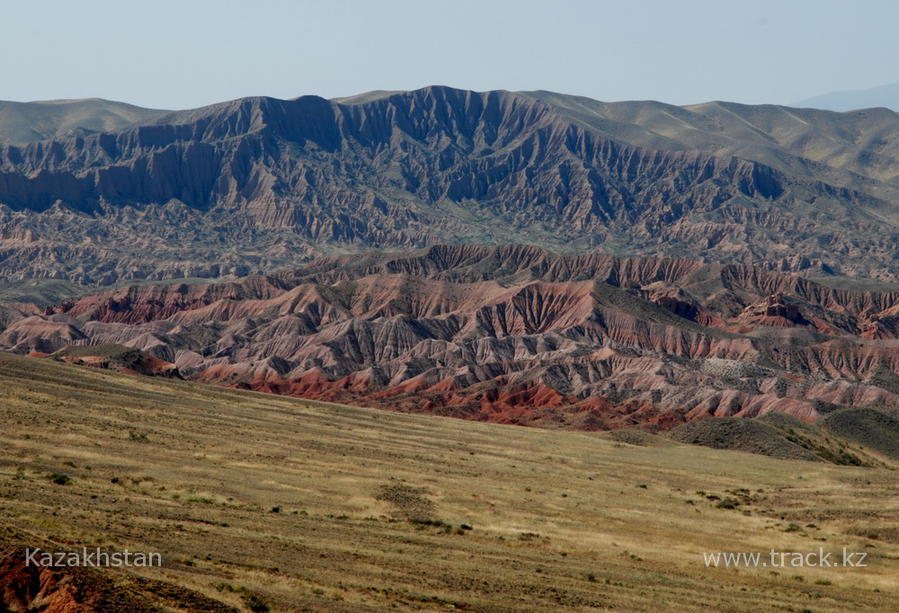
[1,87,898,283]
[4,245,899,429]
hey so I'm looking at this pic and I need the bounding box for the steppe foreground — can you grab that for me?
[0,352,896,612]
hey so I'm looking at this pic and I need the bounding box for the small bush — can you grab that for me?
[716,497,739,509]
[241,592,271,612]
[49,473,71,485]
[409,518,448,528]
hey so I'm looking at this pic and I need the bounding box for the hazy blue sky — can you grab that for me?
[2,0,897,109]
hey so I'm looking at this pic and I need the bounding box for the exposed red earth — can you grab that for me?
[3,244,899,430]
[0,538,236,613]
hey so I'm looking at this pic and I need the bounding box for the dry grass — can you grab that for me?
[0,352,897,612]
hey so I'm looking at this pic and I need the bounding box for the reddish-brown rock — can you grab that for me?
[4,245,899,429]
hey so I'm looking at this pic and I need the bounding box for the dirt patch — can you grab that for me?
[375,484,437,522]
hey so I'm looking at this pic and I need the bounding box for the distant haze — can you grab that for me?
[0,0,898,109]
[795,82,899,112]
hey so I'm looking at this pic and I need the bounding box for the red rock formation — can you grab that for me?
[0,545,156,613]
[3,245,899,429]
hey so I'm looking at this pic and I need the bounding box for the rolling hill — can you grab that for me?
[0,352,897,611]
[0,98,168,144]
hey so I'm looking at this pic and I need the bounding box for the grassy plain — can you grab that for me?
[0,352,897,612]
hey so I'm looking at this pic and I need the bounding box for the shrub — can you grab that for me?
[716,497,739,509]
[49,473,71,485]
[241,592,271,612]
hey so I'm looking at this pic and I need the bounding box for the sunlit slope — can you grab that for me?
[0,353,896,612]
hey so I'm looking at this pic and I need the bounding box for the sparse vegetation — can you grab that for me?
[48,473,71,485]
[129,430,150,443]
[716,497,740,510]
[240,592,271,613]
[0,352,895,612]
[375,483,436,523]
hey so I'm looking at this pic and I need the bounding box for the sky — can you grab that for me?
[2,0,897,110]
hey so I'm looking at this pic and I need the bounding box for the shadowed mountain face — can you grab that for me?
[5,244,899,430]
[1,86,899,283]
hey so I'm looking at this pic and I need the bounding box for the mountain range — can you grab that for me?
[1,86,899,284]
[2,86,899,432]
[795,81,899,112]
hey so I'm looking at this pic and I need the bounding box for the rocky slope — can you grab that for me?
[1,86,898,283]
[3,245,899,429]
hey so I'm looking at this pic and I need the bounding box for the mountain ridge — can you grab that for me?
[1,86,899,284]
[795,81,899,112]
